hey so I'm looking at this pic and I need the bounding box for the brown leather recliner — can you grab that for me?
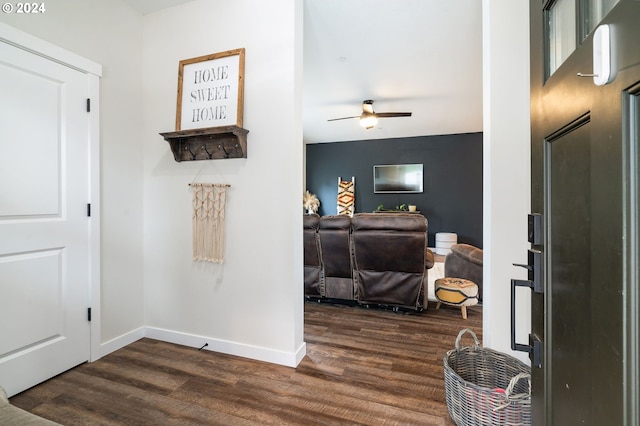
[318,215,355,300]
[303,214,324,298]
[351,213,431,311]
[444,243,483,300]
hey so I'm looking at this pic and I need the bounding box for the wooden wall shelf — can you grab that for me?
[160,126,248,162]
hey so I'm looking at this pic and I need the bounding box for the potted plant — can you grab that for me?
[375,203,410,212]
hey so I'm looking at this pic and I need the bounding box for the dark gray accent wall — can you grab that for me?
[305,132,483,248]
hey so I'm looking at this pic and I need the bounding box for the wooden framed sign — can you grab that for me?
[176,48,245,130]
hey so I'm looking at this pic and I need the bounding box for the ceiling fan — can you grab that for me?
[328,99,412,129]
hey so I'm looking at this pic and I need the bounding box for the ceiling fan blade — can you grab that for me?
[376,112,412,118]
[327,116,360,121]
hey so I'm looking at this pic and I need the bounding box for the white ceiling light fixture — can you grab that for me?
[360,112,378,129]
[360,100,377,129]
[328,99,412,130]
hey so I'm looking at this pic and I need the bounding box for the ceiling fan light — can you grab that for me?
[360,113,377,129]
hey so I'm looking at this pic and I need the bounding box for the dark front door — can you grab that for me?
[530,1,640,424]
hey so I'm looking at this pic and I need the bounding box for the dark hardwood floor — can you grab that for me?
[10,301,482,425]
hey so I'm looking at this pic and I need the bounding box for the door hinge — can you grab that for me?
[87,307,92,322]
[86,98,91,112]
[87,203,91,217]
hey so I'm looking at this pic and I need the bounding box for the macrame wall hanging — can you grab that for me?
[190,183,230,263]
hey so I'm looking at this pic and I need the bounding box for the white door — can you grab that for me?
[0,40,91,396]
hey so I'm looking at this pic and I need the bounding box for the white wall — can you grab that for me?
[482,0,532,363]
[1,0,528,370]
[1,0,305,368]
[142,0,305,366]
[0,1,146,355]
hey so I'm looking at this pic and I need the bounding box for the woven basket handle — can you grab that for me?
[505,372,531,399]
[454,328,480,351]
[493,372,532,412]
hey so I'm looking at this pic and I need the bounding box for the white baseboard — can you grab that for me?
[96,326,145,360]
[96,326,307,368]
[294,342,307,366]
[144,327,306,368]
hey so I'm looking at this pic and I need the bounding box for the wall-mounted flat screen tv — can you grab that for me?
[373,164,423,193]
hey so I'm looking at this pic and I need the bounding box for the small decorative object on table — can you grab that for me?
[374,204,420,213]
[444,329,531,426]
[303,190,320,214]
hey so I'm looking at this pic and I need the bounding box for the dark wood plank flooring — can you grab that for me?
[10,301,482,425]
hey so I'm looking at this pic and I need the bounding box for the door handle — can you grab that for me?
[512,249,543,293]
[511,279,544,367]
[511,278,533,353]
[511,249,544,367]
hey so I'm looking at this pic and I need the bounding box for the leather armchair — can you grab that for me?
[303,214,323,297]
[318,215,355,300]
[444,243,483,300]
[351,213,431,310]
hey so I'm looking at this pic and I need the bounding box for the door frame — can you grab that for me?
[0,21,103,362]
[622,82,640,426]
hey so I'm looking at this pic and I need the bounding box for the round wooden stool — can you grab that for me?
[434,277,478,319]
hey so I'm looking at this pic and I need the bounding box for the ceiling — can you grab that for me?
[123,0,483,144]
[123,0,194,15]
[303,1,483,144]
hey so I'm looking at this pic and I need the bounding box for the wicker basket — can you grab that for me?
[443,329,531,426]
